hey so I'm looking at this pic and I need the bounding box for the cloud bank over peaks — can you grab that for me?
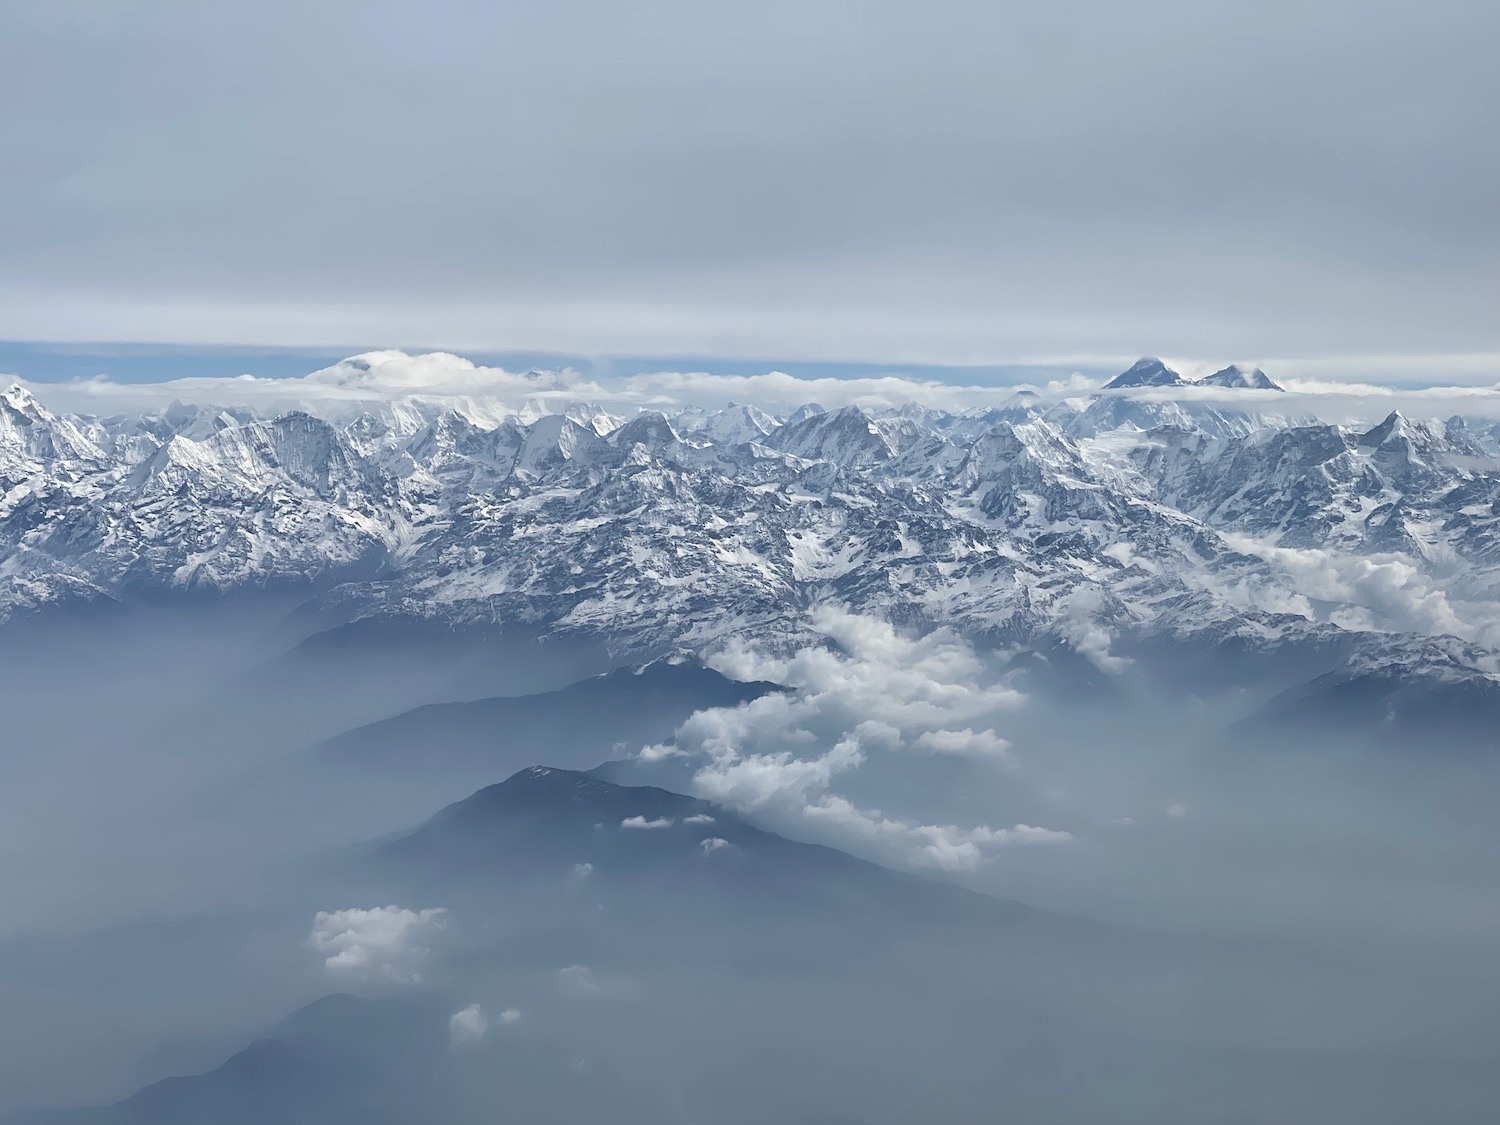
[1218,535,1500,650]
[642,608,1068,873]
[16,347,1500,430]
[13,349,1021,420]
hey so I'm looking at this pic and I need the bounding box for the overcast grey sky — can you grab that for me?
[2,1,1496,377]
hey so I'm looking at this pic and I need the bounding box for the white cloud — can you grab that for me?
[17,351,603,419]
[706,608,1026,736]
[557,964,599,992]
[911,728,1012,760]
[1040,371,1109,396]
[449,1004,488,1046]
[682,813,716,825]
[803,794,1072,874]
[1218,534,1500,647]
[621,815,675,829]
[498,1007,522,1025]
[699,837,732,854]
[1060,589,1130,675]
[15,351,1012,423]
[18,347,1500,435]
[306,905,447,984]
[850,720,903,751]
[638,741,687,763]
[692,737,865,810]
[571,862,595,878]
[642,608,1066,872]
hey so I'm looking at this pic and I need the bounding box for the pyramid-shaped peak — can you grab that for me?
[1103,357,1187,389]
[826,403,876,424]
[609,410,679,448]
[418,766,702,835]
[478,765,634,807]
[1195,364,1284,391]
[1358,410,1412,448]
[511,765,567,782]
[786,402,827,425]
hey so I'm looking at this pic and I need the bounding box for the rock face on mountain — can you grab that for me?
[1195,364,1283,391]
[1102,357,1189,389]
[4,360,1500,713]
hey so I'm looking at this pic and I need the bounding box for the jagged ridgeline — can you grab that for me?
[3,355,1500,732]
[3,354,1500,1125]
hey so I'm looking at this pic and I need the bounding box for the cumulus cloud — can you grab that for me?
[306,905,447,984]
[571,862,595,878]
[911,728,1012,760]
[449,1003,488,1046]
[621,815,675,830]
[849,720,903,751]
[699,837,732,854]
[682,813,716,825]
[707,608,1027,734]
[692,737,865,811]
[640,608,1070,872]
[1218,534,1500,647]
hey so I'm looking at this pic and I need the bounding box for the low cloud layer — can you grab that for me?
[15,348,1500,429]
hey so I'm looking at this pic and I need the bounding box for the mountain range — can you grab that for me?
[4,356,1500,730]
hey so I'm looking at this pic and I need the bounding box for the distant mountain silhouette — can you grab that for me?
[378,765,1039,925]
[2,995,445,1125]
[313,660,779,772]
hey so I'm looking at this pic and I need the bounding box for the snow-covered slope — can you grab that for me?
[6,356,1500,713]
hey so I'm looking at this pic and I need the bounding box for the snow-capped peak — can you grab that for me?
[1102,358,1188,389]
[1194,364,1283,391]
